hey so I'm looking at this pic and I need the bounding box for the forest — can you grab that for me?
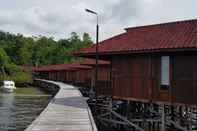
[0,31,92,84]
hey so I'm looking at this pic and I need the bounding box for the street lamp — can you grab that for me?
[85,8,99,97]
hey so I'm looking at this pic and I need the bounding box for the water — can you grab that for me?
[0,87,52,131]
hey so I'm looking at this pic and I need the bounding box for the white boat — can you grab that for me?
[0,81,16,93]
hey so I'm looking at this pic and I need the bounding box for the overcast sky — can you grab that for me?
[0,0,197,42]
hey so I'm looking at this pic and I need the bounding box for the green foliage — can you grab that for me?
[0,63,33,83]
[0,30,93,83]
[13,71,33,84]
[0,48,10,76]
[82,32,92,47]
[0,48,10,65]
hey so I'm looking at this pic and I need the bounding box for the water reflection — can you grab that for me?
[0,88,51,131]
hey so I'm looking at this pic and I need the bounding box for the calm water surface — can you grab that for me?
[0,87,52,131]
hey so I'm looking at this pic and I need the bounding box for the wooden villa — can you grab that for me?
[75,19,197,106]
[33,58,111,96]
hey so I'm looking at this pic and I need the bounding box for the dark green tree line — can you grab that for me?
[0,30,93,83]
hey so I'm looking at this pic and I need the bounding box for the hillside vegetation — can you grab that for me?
[0,31,92,84]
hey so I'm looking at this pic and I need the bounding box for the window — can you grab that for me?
[160,56,170,90]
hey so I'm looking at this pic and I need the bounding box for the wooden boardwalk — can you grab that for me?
[25,80,97,131]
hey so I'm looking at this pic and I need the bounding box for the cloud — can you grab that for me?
[0,0,197,41]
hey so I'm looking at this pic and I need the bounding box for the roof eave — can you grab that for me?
[76,47,197,57]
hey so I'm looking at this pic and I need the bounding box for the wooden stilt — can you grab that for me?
[126,101,130,131]
[153,121,155,131]
[187,107,192,131]
[157,122,160,131]
[148,122,151,131]
[108,98,112,130]
[179,106,183,127]
[161,105,165,131]
[170,105,175,131]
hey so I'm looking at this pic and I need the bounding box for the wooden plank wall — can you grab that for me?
[112,54,197,106]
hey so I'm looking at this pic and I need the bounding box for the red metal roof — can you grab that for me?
[34,59,111,72]
[34,63,92,72]
[80,58,110,66]
[76,19,197,56]
[30,67,38,72]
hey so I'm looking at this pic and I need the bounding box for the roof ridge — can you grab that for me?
[125,18,197,31]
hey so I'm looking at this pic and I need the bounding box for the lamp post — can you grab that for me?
[85,9,99,97]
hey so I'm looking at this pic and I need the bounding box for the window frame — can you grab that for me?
[160,56,170,90]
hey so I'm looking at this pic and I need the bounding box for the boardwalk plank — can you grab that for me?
[25,80,97,131]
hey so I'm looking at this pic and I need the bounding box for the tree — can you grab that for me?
[82,33,92,47]
[58,39,70,48]
[0,30,93,82]
[0,48,10,76]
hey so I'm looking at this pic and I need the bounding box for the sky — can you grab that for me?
[0,0,197,42]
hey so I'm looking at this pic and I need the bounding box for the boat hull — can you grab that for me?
[1,87,15,93]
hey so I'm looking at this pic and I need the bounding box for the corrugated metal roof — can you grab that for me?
[80,58,110,65]
[76,19,197,56]
[34,63,92,72]
[34,58,110,72]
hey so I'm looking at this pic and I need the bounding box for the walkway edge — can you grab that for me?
[25,79,97,131]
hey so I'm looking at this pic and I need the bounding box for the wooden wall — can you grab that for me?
[112,53,197,106]
[75,69,92,86]
[35,53,197,106]
[171,54,197,105]
[112,55,151,102]
[96,65,111,96]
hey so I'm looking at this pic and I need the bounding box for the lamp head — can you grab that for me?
[85,9,97,15]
